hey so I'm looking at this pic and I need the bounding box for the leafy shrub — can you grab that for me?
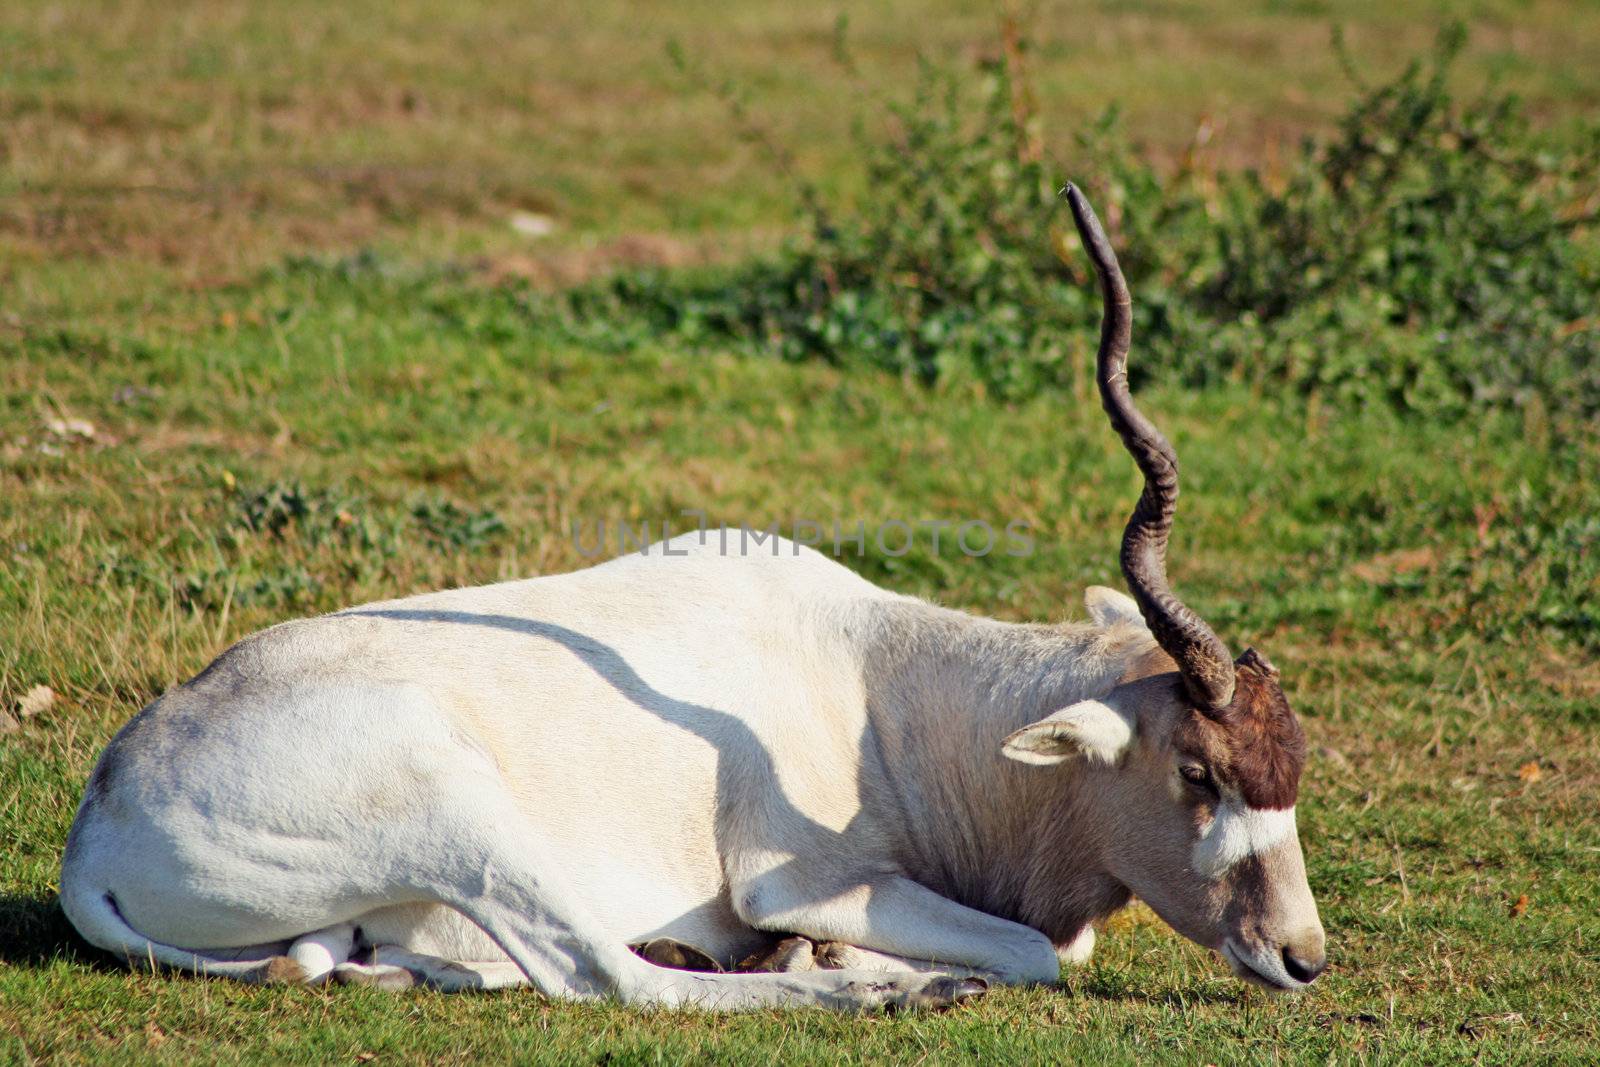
[230,481,391,552]
[1183,26,1600,416]
[561,42,1080,399]
[99,481,507,613]
[556,25,1600,421]
[410,498,508,551]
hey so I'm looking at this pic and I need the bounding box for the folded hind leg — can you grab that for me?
[406,793,986,1010]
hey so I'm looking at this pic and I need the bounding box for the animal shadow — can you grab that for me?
[0,891,97,969]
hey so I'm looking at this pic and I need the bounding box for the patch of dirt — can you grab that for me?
[472,230,777,288]
[1531,645,1600,700]
[137,425,285,457]
[1349,547,1440,584]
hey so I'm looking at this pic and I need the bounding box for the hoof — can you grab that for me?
[256,956,309,985]
[899,975,989,1012]
[737,936,817,974]
[331,962,417,991]
[632,938,723,972]
[813,941,865,970]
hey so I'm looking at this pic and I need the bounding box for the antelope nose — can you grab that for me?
[1282,945,1327,984]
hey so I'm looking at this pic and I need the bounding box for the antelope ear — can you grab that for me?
[1001,697,1137,766]
[1084,586,1146,630]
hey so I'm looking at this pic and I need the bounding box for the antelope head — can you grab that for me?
[1004,186,1326,991]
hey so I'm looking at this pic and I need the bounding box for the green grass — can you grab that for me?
[3,1,1600,1063]
[3,259,1598,1062]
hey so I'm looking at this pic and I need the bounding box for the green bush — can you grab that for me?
[96,481,507,614]
[554,26,1600,420]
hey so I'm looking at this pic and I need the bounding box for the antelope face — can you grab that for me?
[1108,654,1324,991]
[1004,652,1326,992]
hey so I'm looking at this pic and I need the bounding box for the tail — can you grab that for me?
[59,880,305,983]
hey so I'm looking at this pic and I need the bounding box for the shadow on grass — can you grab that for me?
[0,892,96,969]
[1064,970,1248,1009]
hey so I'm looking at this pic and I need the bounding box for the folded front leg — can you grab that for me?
[745,936,994,981]
[814,941,995,981]
[734,873,1061,986]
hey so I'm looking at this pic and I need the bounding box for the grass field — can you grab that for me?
[3,1,1599,1063]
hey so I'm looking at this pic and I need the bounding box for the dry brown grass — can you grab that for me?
[5,0,1600,306]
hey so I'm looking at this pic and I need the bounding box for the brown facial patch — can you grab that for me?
[1172,653,1306,810]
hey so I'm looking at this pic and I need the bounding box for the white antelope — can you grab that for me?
[60,188,1326,1011]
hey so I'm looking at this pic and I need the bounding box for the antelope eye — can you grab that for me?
[1179,763,1213,789]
